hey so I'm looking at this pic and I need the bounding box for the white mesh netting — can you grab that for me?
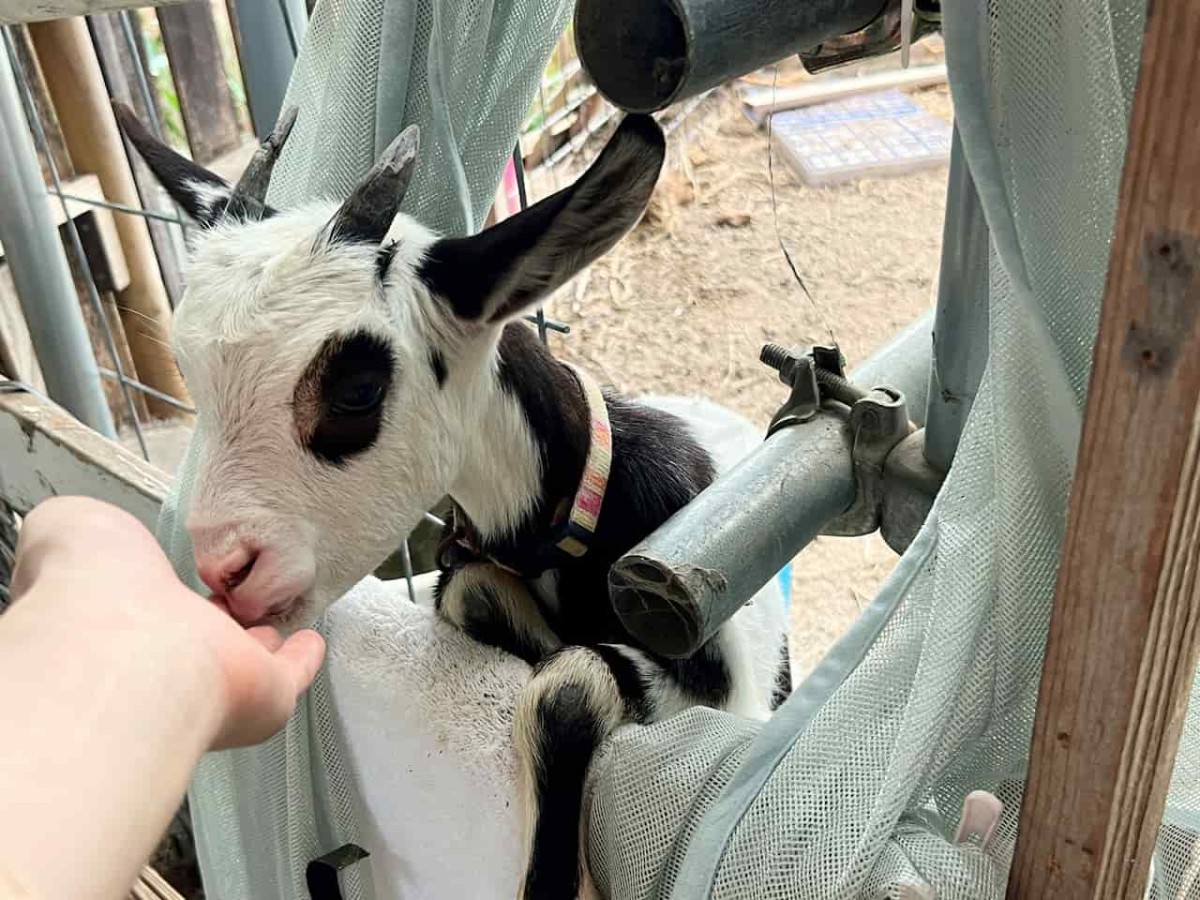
[585,0,1200,898]
[157,1,570,897]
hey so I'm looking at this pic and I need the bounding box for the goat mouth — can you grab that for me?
[206,592,304,629]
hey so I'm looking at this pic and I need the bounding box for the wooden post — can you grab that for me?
[1008,1,1200,897]
[28,16,190,419]
[156,1,241,164]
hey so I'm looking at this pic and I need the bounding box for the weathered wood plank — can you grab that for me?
[0,389,168,532]
[1007,0,1200,897]
[0,0,186,26]
[0,264,46,392]
[156,1,241,164]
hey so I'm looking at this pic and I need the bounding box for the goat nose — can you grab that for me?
[196,545,259,596]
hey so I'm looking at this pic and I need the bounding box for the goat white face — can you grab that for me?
[117,104,664,631]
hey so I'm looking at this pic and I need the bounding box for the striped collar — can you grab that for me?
[441,361,613,577]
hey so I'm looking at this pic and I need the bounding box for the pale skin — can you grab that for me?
[0,496,326,900]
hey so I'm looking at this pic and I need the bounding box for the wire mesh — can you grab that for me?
[3,25,151,458]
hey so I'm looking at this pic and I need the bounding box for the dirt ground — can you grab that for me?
[547,83,952,678]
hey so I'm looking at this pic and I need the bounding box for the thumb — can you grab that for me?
[275,629,326,695]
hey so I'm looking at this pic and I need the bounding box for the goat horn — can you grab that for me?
[327,124,420,246]
[232,105,299,206]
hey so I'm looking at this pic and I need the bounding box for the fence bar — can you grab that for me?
[6,28,149,457]
[923,126,989,472]
[610,412,856,658]
[228,0,303,140]
[0,41,115,436]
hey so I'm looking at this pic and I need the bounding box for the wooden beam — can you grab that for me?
[0,389,167,532]
[0,0,186,26]
[156,1,242,164]
[0,264,46,392]
[28,16,191,419]
[1008,1,1200,897]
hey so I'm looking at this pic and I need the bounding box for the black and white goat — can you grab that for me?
[117,104,789,899]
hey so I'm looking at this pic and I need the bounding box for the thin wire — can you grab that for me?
[117,10,191,240]
[3,29,150,459]
[766,63,836,346]
[96,367,196,414]
[119,12,164,139]
[1,377,54,405]
[51,191,182,224]
[510,142,550,346]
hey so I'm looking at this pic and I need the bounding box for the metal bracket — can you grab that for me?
[762,345,821,435]
[823,385,913,536]
[762,342,933,542]
[880,429,943,552]
[799,0,942,74]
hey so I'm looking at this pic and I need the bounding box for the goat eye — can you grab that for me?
[329,376,386,415]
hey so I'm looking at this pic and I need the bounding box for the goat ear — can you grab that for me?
[419,114,665,325]
[112,101,235,228]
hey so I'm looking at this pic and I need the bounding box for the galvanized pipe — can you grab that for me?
[229,0,305,140]
[610,412,855,658]
[608,312,932,658]
[924,126,989,471]
[0,41,115,436]
[575,0,888,113]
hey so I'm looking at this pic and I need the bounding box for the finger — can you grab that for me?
[274,629,326,694]
[247,625,285,653]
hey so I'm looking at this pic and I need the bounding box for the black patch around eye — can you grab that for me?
[294,331,395,465]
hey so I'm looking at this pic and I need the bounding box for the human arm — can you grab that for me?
[0,496,325,900]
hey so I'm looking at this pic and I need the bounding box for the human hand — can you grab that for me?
[10,496,325,750]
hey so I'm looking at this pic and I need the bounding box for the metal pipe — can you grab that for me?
[609,412,855,657]
[0,40,115,437]
[924,126,989,471]
[575,0,888,113]
[6,29,148,457]
[230,0,305,140]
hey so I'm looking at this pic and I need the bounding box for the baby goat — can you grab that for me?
[117,104,788,899]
